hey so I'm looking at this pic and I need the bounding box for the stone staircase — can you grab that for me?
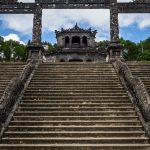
[0,62,26,102]
[128,61,150,95]
[0,62,150,150]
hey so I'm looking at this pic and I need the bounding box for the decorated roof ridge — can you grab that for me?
[55,24,97,35]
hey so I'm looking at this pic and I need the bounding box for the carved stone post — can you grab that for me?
[107,0,124,62]
[80,37,82,48]
[110,0,119,42]
[69,36,72,48]
[27,3,43,61]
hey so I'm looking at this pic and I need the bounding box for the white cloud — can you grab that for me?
[0,14,33,35]
[42,9,110,41]
[119,13,150,29]
[3,34,25,45]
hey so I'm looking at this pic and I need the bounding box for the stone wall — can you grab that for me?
[45,52,106,62]
[114,58,150,136]
[0,60,39,132]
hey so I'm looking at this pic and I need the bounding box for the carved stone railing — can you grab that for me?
[113,58,150,137]
[0,60,39,131]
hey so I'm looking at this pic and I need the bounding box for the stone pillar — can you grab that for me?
[110,0,119,42]
[27,3,43,61]
[107,0,124,62]
[80,37,82,48]
[69,36,72,48]
[32,4,42,44]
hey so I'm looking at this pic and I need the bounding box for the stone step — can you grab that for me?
[24,90,126,94]
[28,85,123,88]
[7,125,144,132]
[21,99,131,103]
[22,96,129,100]
[2,137,148,144]
[34,73,117,76]
[13,116,139,121]
[29,82,121,85]
[23,93,128,97]
[34,73,117,78]
[0,144,150,150]
[19,103,133,107]
[39,63,111,65]
[1,62,149,149]
[36,70,116,72]
[17,107,134,112]
[9,120,141,126]
[4,131,145,138]
[25,88,125,91]
[27,86,124,89]
[29,83,121,86]
[32,77,119,80]
[14,111,136,116]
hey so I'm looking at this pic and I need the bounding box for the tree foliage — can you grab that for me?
[97,37,150,61]
[0,37,27,61]
[120,37,150,61]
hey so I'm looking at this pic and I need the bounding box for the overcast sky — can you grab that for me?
[1,0,150,44]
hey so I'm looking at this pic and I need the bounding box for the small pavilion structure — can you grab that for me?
[55,24,97,51]
[45,24,106,62]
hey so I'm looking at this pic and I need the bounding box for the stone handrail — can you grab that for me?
[114,58,150,136]
[0,60,39,127]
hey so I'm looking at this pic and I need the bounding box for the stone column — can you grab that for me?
[27,3,43,61]
[32,4,42,45]
[80,36,82,48]
[69,36,72,48]
[110,0,119,42]
[107,0,124,62]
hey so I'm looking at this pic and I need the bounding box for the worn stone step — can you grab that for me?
[29,82,121,86]
[4,131,145,138]
[34,74,117,76]
[37,70,116,73]
[32,78,119,81]
[22,96,129,100]
[14,111,136,116]
[25,89,125,92]
[7,125,144,132]
[0,79,10,82]
[17,107,134,112]
[21,100,131,103]
[32,79,119,82]
[39,64,112,65]
[36,70,116,73]
[28,85,123,88]
[35,71,117,75]
[19,103,133,107]
[23,93,128,97]
[30,79,120,81]
[24,90,126,94]
[2,137,148,144]
[9,120,141,126]
[13,116,139,121]
[0,144,150,150]
[27,86,124,89]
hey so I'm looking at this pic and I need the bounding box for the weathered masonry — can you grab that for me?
[55,24,97,50]
[1,0,150,61]
[45,24,105,62]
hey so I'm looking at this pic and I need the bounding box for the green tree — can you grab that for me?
[120,38,140,60]
[0,37,27,61]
